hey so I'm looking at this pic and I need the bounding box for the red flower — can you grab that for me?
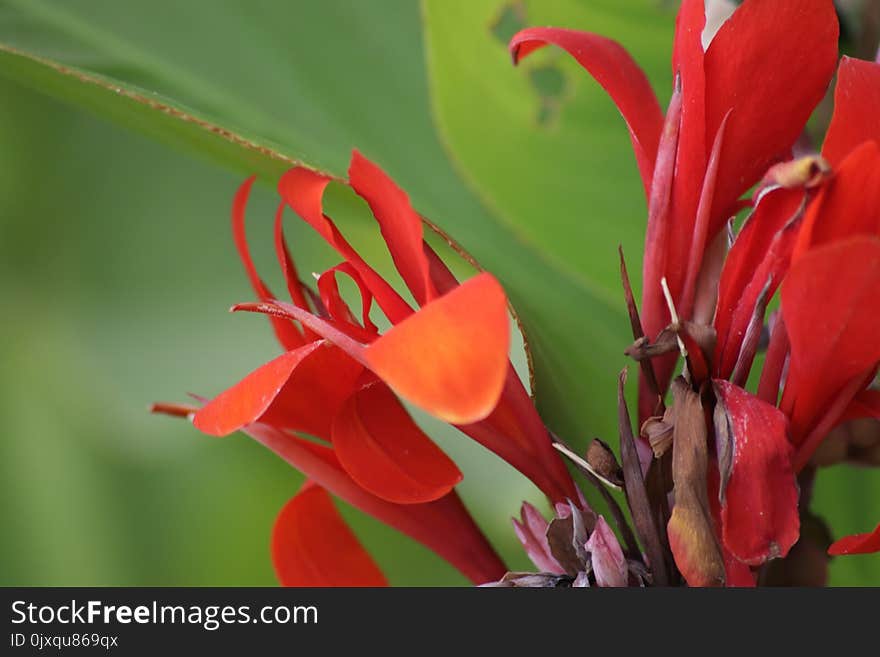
[510,1,880,581]
[510,0,839,422]
[676,54,880,577]
[156,150,581,585]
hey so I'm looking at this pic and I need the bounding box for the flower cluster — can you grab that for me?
[156,0,880,586]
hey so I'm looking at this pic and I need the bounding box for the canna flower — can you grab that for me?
[639,54,880,584]
[510,0,839,422]
[155,150,583,585]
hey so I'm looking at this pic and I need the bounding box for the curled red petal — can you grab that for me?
[277,166,413,324]
[232,176,305,350]
[348,150,436,306]
[272,483,388,587]
[782,237,880,440]
[317,262,379,335]
[713,380,799,566]
[193,341,363,440]
[364,273,510,425]
[332,382,462,504]
[273,202,313,313]
[704,0,839,228]
[509,27,663,198]
[822,57,880,166]
[828,523,880,556]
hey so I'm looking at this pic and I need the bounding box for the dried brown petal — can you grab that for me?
[666,378,726,587]
[641,405,676,458]
[624,329,679,361]
[545,502,594,577]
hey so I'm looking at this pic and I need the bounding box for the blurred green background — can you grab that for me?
[0,0,878,585]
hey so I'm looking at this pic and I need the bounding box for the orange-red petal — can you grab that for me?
[364,273,510,424]
[332,382,462,504]
[348,150,436,306]
[232,176,305,350]
[272,483,388,587]
[193,341,363,439]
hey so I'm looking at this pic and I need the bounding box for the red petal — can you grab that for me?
[792,141,880,259]
[828,523,880,556]
[638,86,683,419]
[193,341,363,440]
[680,110,730,317]
[713,380,799,565]
[259,344,365,439]
[232,177,305,350]
[670,0,708,311]
[704,0,838,228]
[724,552,757,587]
[823,57,880,166]
[348,150,436,306]
[841,389,880,423]
[316,262,379,336]
[332,382,462,504]
[782,237,880,440]
[273,201,314,313]
[509,27,663,198]
[277,167,413,324]
[364,273,510,424]
[247,423,506,584]
[272,483,388,587]
[640,84,682,346]
[714,187,805,379]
